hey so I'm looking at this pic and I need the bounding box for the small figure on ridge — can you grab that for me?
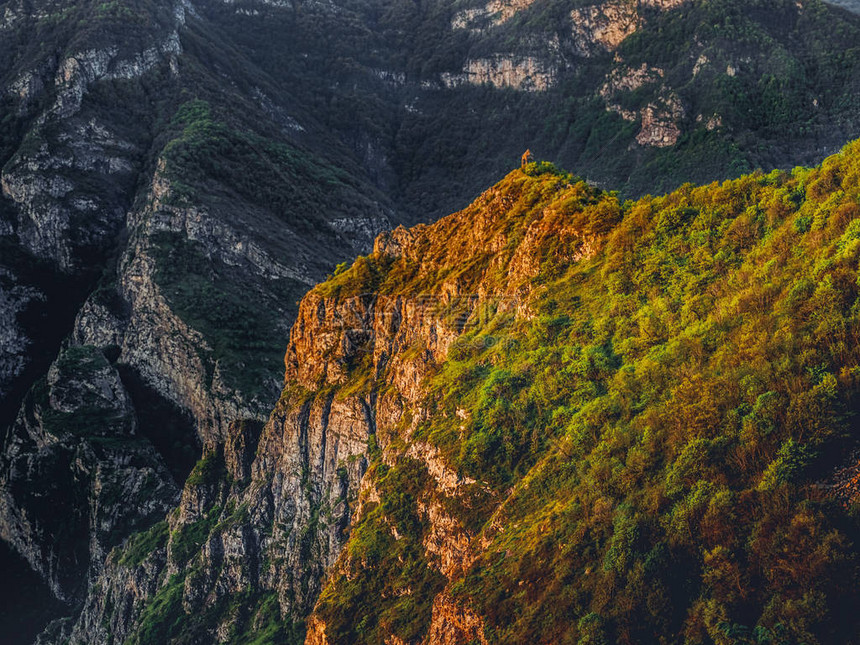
[521,149,533,168]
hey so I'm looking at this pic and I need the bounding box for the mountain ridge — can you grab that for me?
[47,142,860,644]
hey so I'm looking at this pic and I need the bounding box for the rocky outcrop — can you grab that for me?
[0,346,178,604]
[636,94,685,147]
[643,0,688,7]
[55,384,374,643]
[420,498,475,579]
[600,63,686,147]
[600,63,665,101]
[77,189,273,444]
[441,55,557,91]
[0,0,189,450]
[424,593,489,645]
[571,1,641,56]
[65,532,170,645]
[1,19,174,449]
[451,0,539,31]
[570,0,689,57]
[305,615,330,645]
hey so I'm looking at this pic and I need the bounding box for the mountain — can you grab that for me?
[4,0,860,642]
[45,142,860,644]
[1,3,394,638]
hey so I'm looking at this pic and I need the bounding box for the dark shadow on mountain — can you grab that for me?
[0,539,66,645]
[117,365,201,484]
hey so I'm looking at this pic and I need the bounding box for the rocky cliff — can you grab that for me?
[0,0,393,637]
[55,146,860,644]
[0,345,179,604]
[40,163,600,643]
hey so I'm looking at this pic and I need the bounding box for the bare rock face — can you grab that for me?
[45,346,134,432]
[569,0,690,57]
[571,1,641,57]
[600,63,686,147]
[0,1,186,271]
[304,615,330,645]
[0,346,178,605]
[77,179,275,443]
[636,95,685,147]
[223,419,264,484]
[420,498,475,579]
[442,55,558,91]
[0,118,134,271]
[0,269,42,400]
[70,154,388,445]
[451,0,539,31]
[55,384,375,643]
[600,63,665,101]
[642,0,688,7]
[424,593,489,645]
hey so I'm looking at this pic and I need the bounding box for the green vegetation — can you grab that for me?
[170,511,219,568]
[317,458,446,644]
[127,573,187,645]
[230,593,304,645]
[161,100,357,220]
[129,578,304,644]
[185,450,228,488]
[120,521,168,568]
[313,140,860,644]
[149,229,301,400]
[198,0,860,213]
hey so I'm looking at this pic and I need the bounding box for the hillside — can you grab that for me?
[45,141,860,644]
[281,145,860,644]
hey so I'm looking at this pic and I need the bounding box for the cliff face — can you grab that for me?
[0,345,179,604]
[0,0,395,637]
